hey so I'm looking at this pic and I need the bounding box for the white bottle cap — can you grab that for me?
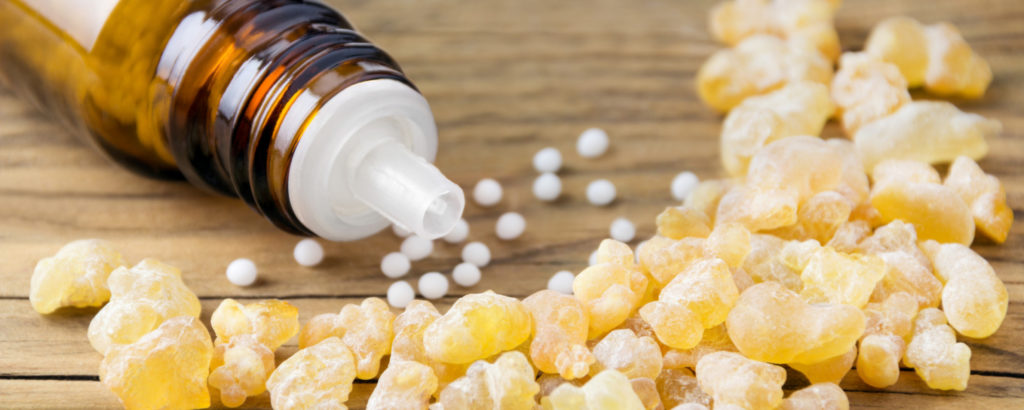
[288,79,464,241]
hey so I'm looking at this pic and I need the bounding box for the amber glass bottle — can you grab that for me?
[0,0,464,240]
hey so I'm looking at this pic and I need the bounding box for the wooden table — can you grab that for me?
[2,0,1022,408]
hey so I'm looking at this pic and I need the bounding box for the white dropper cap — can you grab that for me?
[287,79,465,241]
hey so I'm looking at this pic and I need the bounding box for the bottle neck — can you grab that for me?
[159,0,463,240]
[160,0,412,236]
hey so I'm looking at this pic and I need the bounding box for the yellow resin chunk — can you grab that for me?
[523,290,594,379]
[590,329,664,380]
[720,81,834,176]
[641,258,738,349]
[742,234,802,291]
[865,17,992,97]
[854,101,999,172]
[726,282,865,364]
[87,259,201,354]
[696,35,832,112]
[684,179,736,223]
[696,351,786,409]
[630,377,663,410]
[391,301,467,394]
[423,291,532,364]
[208,299,299,407]
[779,383,849,410]
[944,156,1014,243]
[299,297,395,379]
[574,241,649,338]
[870,180,975,245]
[543,370,646,410]
[717,136,843,232]
[825,220,871,253]
[789,348,856,385]
[99,316,213,410]
[30,239,125,314]
[656,206,712,240]
[266,337,357,409]
[208,334,275,408]
[656,368,712,409]
[211,299,299,350]
[637,236,706,287]
[782,241,886,308]
[856,292,918,388]
[830,52,910,135]
[436,351,539,410]
[662,324,738,370]
[921,241,1008,339]
[366,360,438,410]
[767,190,852,243]
[904,308,971,391]
[704,223,752,269]
[709,0,841,60]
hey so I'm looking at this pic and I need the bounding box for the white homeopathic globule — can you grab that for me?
[400,235,433,261]
[472,178,503,207]
[380,252,411,278]
[452,262,482,287]
[533,147,563,172]
[533,172,562,202]
[495,212,526,240]
[418,272,449,300]
[293,238,324,267]
[462,241,492,267]
[226,258,257,287]
[443,218,470,243]
[547,270,575,294]
[609,218,636,242]
[387,280,415,308]
[671,171,699,201]
[586,179,617,206]
[577,127,610,158]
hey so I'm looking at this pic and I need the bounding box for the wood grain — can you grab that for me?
[1,0,1022,408]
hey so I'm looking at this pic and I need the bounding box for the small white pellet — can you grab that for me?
[392,224,412,238]
[226,258,257,287]
[532,172,562,202]
[473,178,503,207]
[547,270,575,294]
[418,272,449,300]
[400,235,433,261]
[533,147,563,173]
[293,238,324,267]
[462,241,492,267]
[387,280,415,308]
[495,212,526,240]
[609,217,636,243]
[577,128,610,158]
[452,262,482,287]
[443,218,470,244]
[671,171,699,201]
[588,250,598,266]
[586,179,616,206]
[380,252,411,278]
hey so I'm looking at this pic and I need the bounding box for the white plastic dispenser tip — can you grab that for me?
[351,139,465,240]
[287,79,463,241]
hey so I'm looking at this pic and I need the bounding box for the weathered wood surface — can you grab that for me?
[1,0,1022,408]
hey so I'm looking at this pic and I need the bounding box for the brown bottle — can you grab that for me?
[0,0,464,240]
